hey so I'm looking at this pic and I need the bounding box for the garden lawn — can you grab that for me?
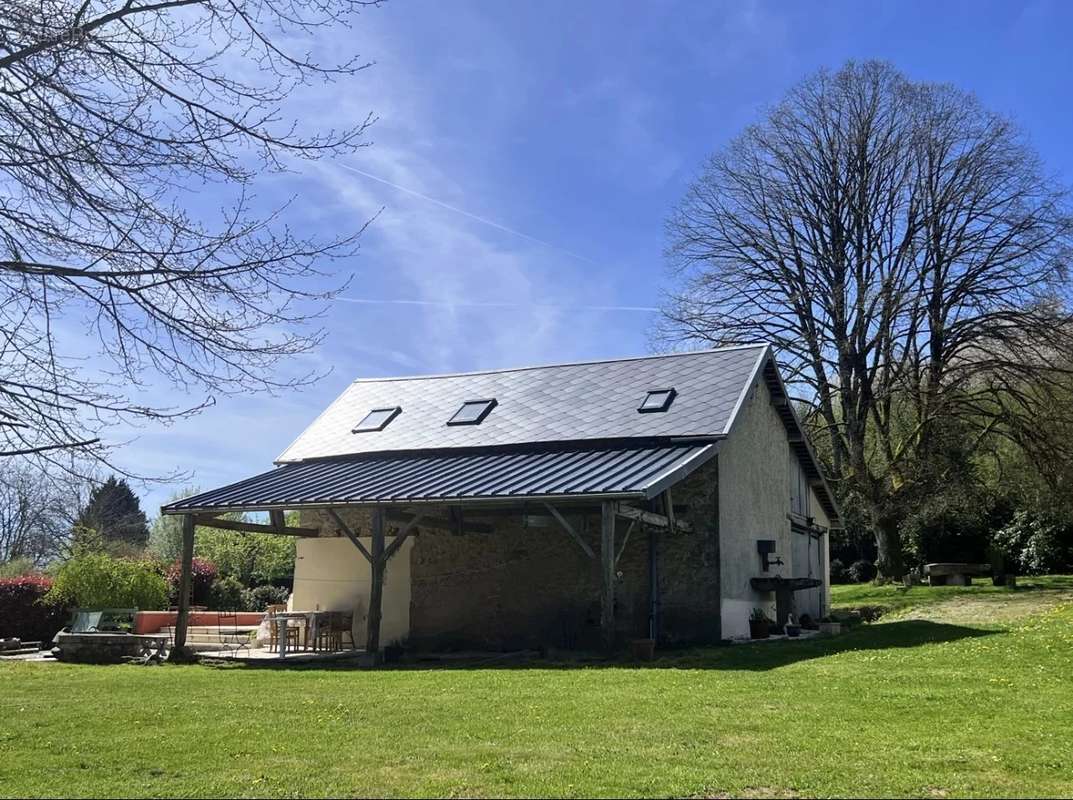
[2,581,1072,798]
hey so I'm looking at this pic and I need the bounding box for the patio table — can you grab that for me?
[272,611,326,659]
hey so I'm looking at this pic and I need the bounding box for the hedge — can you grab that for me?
[0,575,70,645]
[46,554,168,611]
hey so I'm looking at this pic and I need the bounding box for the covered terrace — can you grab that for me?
[160,439,715,661]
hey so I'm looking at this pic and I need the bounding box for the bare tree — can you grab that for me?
[0,0,379,476]
[0,461,87,564]
[663,61,1073,578]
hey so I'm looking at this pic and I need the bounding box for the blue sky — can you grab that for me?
[124,0,1073,514]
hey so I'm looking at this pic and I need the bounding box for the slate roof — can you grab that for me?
[276,344,767,463]
[164,442,716,512]
[162,343,840,524]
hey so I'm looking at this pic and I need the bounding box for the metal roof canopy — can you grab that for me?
[162,440,719,516]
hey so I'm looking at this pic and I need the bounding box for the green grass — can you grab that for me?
[831,574,1073,618]
[3,581,1073,798]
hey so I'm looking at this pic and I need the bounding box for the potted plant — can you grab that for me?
[818,616,842,636]
[748,607,771,640]
[630,638,656,661]
[784,614,801,638]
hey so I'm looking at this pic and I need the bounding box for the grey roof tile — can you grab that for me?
[276,345,767,462]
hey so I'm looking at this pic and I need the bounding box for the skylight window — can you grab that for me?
[638,388,677,413]
[352,406,401,433]
[447,398,497,426]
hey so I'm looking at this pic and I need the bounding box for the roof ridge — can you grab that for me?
[350,343,769,384]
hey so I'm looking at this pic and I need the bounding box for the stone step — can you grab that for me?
[186,635,254,643]
[0,647,42,657]
[158,625,260,635]
[185,641,251,653]
[1,640,41,652]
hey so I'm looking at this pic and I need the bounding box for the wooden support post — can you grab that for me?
[168,514,195,661]
[648,525,660,641]
[615,518,637,567]
[366,507,386,655]
[662,489,676,533]
[327,508,373,563]
[600,500,616,651]
[383,512,425,563]
[544,502,595,559]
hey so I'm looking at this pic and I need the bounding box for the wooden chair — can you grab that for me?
[315,611,355,651]
[266,604,300,652]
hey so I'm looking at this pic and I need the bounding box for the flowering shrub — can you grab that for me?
[0,575,69,644]
[166,557,217,606]
[848,559,877,583]
[993,511,1073,575]
[45,555,168,610]
[242,584,290,611]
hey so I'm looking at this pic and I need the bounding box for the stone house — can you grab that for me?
[164,344,839,650]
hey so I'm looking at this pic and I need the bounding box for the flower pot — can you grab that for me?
[818,622,842,636]
[630,638,656,660]
[785,624,801,637]
[748,619,770,640]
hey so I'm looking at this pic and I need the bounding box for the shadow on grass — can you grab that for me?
[202,620,998,674]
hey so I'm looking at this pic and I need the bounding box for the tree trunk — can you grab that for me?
[874,512,905,582]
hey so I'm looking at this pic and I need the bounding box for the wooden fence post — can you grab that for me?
[600,501,617,651]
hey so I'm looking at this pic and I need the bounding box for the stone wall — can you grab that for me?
[717,377,796,639]
[299,457,721,651]
[716,376,833,637]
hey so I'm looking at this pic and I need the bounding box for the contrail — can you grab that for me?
[336,297,658,313]
[334,161,601,265]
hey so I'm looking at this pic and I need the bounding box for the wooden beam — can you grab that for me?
[366,507,386,655]
[383,513,425,563]
[327,508,373,564]
[194,515,319,537]
[167,514,195,662]
[616,505,692,533]
[663,489,677,534]
[543,503,595,559]
[600,501,617,651]
[615,518,637,567]
[386,509,492,534]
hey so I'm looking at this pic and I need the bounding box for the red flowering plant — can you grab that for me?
[165,558,217,607]
[0,575,69,645]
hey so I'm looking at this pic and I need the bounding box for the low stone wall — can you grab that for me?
[53,632,166,663]
[133,611,264,634]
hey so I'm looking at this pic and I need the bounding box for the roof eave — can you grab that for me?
[161,490,649,517]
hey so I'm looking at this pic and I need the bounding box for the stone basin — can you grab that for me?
[749,576,823,593]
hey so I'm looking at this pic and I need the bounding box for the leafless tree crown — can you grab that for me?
[663,61,1073,575]
[0,0,380,474]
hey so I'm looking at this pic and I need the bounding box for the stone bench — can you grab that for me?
[924,562,992,586]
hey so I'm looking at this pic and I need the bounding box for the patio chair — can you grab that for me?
[217,610,251,656]
[265,604,300,652]
[315,611,355,652]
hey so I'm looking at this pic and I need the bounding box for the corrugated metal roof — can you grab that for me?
[163,442,717,513]
[276,345,766,462]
